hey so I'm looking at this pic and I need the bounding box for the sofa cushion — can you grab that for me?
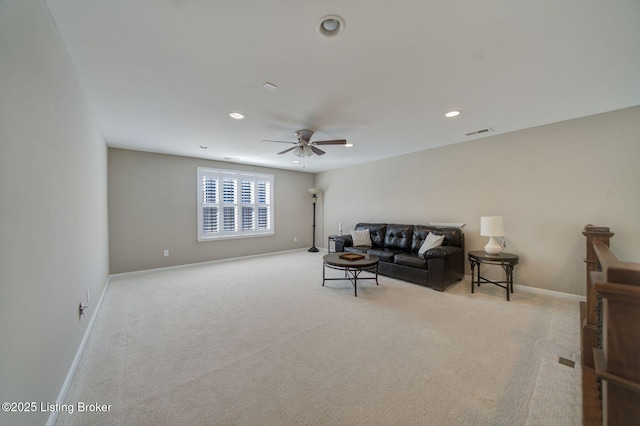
[368,248,404,263]
[394,252,428,270]
[351,229,372,247]
[429,226,464,248]
[412,225,464,251]
[384,224,413,251]
[355,223,387,248]
[411,225,431,252]
[418,232,445,256]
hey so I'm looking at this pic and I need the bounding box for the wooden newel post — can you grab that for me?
[581,225,640,425]
[582,225,614,368]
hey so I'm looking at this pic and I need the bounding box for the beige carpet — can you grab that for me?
[56,250,582,425]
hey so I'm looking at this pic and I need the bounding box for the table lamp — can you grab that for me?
[481,216,504,255]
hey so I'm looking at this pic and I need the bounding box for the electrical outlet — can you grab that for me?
[163,249,169,257]
[79,289,90,319]
[78,302,88,319]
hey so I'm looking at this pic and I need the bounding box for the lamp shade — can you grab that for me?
[480,216,504,237]
[308,188,322,195]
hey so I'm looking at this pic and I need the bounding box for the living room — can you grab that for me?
[2,1,639,426]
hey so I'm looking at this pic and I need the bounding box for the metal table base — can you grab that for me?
[322,257,379,297]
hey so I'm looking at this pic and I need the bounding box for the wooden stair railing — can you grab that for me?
[582,225,640,425]
[582,226,614,425]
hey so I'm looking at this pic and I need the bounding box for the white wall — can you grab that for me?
[108,148,315,273]
[0,1,110,425]
[316,106,640,296]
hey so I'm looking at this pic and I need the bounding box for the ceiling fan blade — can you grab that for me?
[277,146,298,155]
[309,146,326,156]
[312,139,347,146]
[261,139,297,144]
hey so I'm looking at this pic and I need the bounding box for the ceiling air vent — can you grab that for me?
[465,127,493,136]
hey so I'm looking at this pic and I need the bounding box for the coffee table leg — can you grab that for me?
[322,263,326,287]
[353,268,358,297]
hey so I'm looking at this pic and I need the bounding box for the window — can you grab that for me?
[197,167,274,241]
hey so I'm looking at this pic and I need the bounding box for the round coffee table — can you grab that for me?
[322,253,379,297]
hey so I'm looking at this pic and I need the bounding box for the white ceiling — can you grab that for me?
[45,0,640,173]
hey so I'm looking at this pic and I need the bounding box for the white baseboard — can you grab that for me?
[110,248,311,278]
[46,276,111,426]
[513,283,586,302]
[463,274,586,302]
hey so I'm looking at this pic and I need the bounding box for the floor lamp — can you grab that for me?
[308,188,322,252]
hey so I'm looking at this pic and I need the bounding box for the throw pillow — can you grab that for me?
[418,232,445,256]
[351,229,372,247]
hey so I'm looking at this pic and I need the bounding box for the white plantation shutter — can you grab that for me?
[197,168,274,240]
[221,178,237,232]
[203,207,218,233]
[241,180,255,231]
[257,180,270,230]
[201,176,219,233]
[222,178,236,203]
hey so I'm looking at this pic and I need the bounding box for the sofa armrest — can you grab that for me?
[425,246,463,291]
[424,245,460,259]
[333,235,353,252]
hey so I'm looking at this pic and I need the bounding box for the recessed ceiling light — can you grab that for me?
[229,112,245,120]
[322,19,339,31]
[345,143,354,148]
[318,15,345,38]
[199,145,208,149]
[262,82,277,91]
[445,110,461,118]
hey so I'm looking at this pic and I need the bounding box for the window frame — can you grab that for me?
[197,167,274,241]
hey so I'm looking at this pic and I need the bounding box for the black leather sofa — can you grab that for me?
[334,223,465,291]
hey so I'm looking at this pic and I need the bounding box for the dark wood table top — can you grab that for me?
[468,251,519,262]
[323,253,379,267]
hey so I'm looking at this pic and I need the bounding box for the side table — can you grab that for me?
[327,235,341,253]
[468,251,519,301]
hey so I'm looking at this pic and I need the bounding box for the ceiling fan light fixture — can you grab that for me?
[318,15,345,38]
[345,143,354,148]
[264,128,346,159]
[293,146,313,157]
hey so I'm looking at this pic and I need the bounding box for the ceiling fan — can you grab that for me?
[262,129,347,157]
